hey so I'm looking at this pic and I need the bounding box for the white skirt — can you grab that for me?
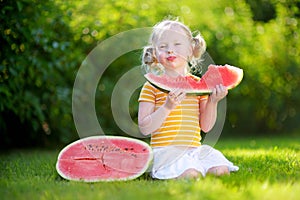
[151,145,239,179]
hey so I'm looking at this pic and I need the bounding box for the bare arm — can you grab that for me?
[138,102,171,135]
[200,84,228,133]
[138,89,186,135]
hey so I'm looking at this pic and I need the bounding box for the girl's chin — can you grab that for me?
[164,64,178,69]
[165,63,185,69]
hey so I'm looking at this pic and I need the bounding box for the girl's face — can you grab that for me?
[154,25,192,75]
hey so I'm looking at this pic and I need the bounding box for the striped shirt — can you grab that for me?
[138,79,208,148]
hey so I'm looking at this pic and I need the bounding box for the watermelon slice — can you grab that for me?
[56,136,153,182]
[144,64,243,95]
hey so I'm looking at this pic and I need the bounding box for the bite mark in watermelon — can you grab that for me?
[144,64,243,95]
[56,136,153,182]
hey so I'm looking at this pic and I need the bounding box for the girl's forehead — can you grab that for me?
[153,26,190,43]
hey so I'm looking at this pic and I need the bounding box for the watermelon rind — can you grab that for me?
[144,73,212,95]
[147,81,211,96]
[144,64,243,95]
[224,64,244,90]
[56,136,153,182]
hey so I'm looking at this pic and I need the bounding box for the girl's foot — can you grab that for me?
[207,166,230,176]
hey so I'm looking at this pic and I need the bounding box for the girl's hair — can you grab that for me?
[142,18,206,75]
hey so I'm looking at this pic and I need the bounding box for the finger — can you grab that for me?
[219,84,228,94]
[217,84,226,95]
[169,88,178,98]
[170,89,186,103]
[174,96,178,102]
[217,85,228,98]
[219,84,225,92]
[177,93,186,102]
[211,87,216,96]
[173,88,184,96]
[177,90,186,97]
[170,92,179,101]
[169,90,179,98]
[217,84,222,92]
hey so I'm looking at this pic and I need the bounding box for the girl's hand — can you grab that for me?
[164,89,186,110]
[209,84,228,103]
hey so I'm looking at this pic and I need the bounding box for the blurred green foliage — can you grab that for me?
[0,0,82,147]
[1,0,299,148]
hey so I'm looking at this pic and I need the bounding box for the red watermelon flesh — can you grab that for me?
[144,64,243,95]
[56,136,153,182]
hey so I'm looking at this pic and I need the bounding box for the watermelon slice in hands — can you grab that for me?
[144,64,243,95]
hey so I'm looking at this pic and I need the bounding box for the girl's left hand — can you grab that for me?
[209,84,228,103]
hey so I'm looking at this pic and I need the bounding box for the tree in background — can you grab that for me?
[1,0,299,148]
[0,0,82,147]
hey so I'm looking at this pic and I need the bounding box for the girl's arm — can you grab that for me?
[200,84,228,133]
[138,102,171,135]
[138,89,186,135]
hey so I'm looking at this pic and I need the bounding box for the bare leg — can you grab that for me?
[177,168,200,179]
[207,166,230,176]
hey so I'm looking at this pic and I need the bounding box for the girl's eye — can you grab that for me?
[175,43,181,46]
[159,45,167,49]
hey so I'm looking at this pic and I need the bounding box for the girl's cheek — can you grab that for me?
[157,51,166,62]
[176,47,191,57]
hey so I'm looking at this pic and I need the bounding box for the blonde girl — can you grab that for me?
[138,19,239,179]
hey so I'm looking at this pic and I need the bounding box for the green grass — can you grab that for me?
[1,135,299,200]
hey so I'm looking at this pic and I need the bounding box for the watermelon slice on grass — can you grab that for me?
[144,64,243,95]
[56,136,153,182]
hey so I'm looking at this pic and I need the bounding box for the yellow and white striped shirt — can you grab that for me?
[138,80,208,148]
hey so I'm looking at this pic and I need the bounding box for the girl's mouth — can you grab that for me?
[167,56,176,61]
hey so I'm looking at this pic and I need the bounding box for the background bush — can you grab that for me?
[1,0,299,148]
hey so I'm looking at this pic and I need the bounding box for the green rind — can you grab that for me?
[56,135,153,182]
[147,81,212,96]
[226,66,244,90]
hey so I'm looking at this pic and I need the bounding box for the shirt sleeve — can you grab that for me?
[138,82,156,103]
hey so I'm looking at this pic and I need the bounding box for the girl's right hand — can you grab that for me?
[164,89,186,110]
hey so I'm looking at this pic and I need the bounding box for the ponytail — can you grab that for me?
[141,46,164,75]
[142,46,156,66]
[192,33,206,59]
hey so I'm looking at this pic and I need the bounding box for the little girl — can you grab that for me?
[138,19,239,179]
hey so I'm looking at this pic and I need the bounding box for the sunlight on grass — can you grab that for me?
[1,136,299,200]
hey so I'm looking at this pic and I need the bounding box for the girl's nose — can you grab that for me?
[167,50,173,54]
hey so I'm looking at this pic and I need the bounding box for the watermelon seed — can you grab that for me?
[130,148,134,151]
[131,154,137,158]
[124,148,128,151]
[99,146,104,151]
[143,149,146,151]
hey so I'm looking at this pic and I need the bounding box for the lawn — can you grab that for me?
[1,135,299,200]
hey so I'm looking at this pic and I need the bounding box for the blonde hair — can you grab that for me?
[142,18,206,74]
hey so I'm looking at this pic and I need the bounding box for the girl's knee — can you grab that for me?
[178,168,200,179]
